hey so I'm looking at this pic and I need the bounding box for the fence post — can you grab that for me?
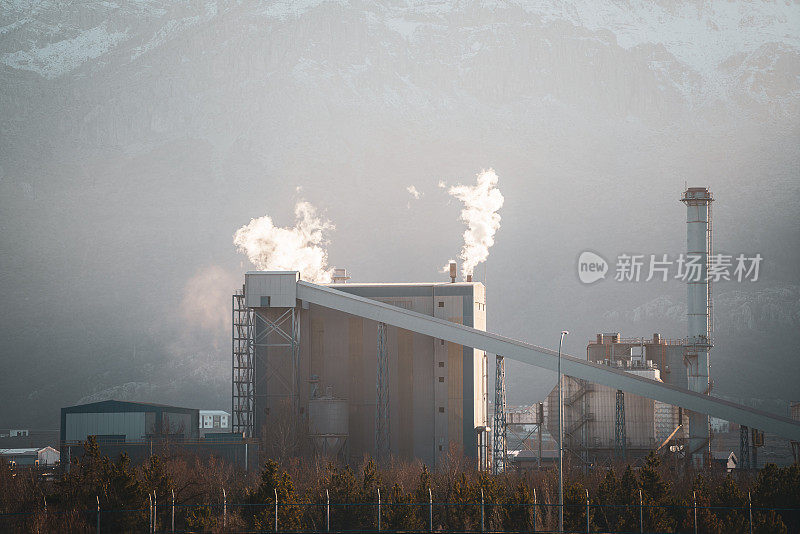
[326,489,330,532]
[533,488,537,533]
[639,488,643,534]
[171,489,175,534]
[428,488,433,533]
[586,489,590,533]
[96,496,100,534]
[748,491,753,534]
[274,488,278,533]
[377,488,381,532]
[149,492,152,533]
[693,490,698,534]
[480,487,485,533]
[223,488,227,530]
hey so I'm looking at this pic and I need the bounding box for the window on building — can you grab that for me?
[438,407,445,413]
[438,377,444,382]
[438,301,444,307]
[438,361,444,367]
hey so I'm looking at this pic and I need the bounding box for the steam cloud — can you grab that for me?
[440,259,457,274]
[448,169,504,279]
[406,185,422,199]
[233,201,335,283]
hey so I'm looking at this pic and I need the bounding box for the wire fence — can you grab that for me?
[2,497,799,533]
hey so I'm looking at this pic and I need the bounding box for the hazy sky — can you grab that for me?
[1,0,798,428]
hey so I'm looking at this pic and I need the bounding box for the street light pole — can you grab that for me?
[558,330,569,534]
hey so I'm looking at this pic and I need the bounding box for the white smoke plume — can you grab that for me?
[448,169,504,279]
[439,259,457,273]
[233,201,335,283]
[406,185,422,199]
[180,265,239,349]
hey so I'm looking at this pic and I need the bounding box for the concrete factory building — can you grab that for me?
[234,270,489,467]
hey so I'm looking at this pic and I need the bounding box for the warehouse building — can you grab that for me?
[61,400,199,444]
[0,446,59,467]
[60,400,254,469]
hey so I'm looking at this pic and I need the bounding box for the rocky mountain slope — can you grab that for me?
[1,0,798,427]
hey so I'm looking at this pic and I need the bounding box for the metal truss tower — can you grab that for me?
[253,307,301,430]
[492,354,507,474]
[232,290,254,437]
[614,389,626,460]
[375,322,390,460]
[739,425,751,470]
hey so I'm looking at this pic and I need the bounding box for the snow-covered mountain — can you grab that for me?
[603,284,800,334]
[1,0,798,426]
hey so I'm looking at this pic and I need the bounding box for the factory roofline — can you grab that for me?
[326,281,483,287]
[61,400,197,413]
[244,271,483,287]
[0,447,56,455]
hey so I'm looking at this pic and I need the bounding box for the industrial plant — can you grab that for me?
[233,264,489,468]
[230,187,800,472]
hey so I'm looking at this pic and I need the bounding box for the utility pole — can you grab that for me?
[558,330,569,534]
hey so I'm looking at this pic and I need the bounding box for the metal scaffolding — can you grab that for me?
[375,322,390,460]
[253,307,301,425]
[739,425,750,470]
[232,290,254,437]
[492,355,507,474]
[506,404,544,468]
[614,389,626,460]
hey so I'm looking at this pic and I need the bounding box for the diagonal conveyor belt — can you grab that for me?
[297,280,800,441]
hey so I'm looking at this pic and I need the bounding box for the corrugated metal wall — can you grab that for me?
[254,283,486,466]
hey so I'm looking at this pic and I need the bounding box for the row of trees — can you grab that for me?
[1,439,798,533]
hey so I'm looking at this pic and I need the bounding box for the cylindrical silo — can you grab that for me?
[308,389,349,458]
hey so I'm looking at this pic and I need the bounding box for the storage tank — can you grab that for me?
[308,386,348,457]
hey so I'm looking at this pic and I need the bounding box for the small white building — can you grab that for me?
[713,451,738,472]
[199,410,230,437]
[0,447,59,467]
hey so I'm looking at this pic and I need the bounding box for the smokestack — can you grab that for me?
[680,186,713,464]
[449,262,457,283]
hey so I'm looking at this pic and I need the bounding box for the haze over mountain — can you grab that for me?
[1,0,798,428]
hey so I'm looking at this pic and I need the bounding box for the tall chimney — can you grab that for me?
[681,186,713,465]
[449,262,457,283]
